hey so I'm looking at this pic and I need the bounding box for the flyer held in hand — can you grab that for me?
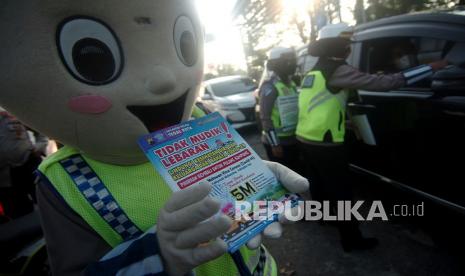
[138,112,299,252]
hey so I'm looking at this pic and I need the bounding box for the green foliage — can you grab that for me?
[233,0,284,76]
[365,0,463,21]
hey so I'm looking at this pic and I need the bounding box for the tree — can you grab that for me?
[365,0,426,21]
[291,12,309,44]
[233,0,284,79]
[365,0,463,22]
[325,0,342,23]
[354,0,367,24]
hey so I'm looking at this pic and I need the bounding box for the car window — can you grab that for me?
[360,36,454,90]
[445,42,465,66]
[210,78,257,97]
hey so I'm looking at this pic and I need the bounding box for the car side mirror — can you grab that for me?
[431,66,465,95]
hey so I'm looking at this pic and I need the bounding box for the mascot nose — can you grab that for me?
[145,66,177,95]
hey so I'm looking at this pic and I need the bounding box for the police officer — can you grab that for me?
[0,107,48,218]
[259,47,300,171]
[296,23,447,251]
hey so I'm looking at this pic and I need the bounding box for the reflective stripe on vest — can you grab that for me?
[296,71,348,143]
[252,246,277,276]
[39,147,277,276]
[271,80,298,137]
[59,155,143,241]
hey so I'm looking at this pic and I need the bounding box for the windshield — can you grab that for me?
[210,78,257,97]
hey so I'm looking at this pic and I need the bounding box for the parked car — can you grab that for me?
[345,10,465,214]
[199,76,257,128]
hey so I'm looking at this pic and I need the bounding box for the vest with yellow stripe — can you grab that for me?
[296,71,349,143]
[271,79,298,137]
[38,146,277,276]
[192,105,207,119]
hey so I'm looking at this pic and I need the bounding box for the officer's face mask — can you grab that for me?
[283,58,297,76]
[279,55,297,77]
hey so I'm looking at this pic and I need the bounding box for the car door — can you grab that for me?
[348,20,465,210]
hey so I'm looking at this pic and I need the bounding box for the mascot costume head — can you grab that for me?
[0,0,203,165]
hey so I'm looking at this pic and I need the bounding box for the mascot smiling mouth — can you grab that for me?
[128,91,189,133]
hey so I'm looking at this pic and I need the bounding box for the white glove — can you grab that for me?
[246,161,309,249]
[157,182,232,276]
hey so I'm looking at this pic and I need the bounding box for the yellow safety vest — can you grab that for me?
[296,71,348,143]
[270,80,298,137]
[38,146,277,275]
[192,105,207,119]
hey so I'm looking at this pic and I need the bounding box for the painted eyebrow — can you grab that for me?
[134,17,152,25]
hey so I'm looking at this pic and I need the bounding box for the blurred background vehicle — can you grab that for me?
[199,75,258,128]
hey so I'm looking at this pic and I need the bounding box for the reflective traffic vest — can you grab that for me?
[38,146,277,276]
[296,71,348,143]
[271,80,298,137]
[192,105,207,119]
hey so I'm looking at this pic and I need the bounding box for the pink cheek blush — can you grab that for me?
[67,95,113,114]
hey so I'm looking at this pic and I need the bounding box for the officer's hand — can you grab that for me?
[271,145,284,158]
[157,182,232,276]
[246,161,309,249]
[429,60,448,71]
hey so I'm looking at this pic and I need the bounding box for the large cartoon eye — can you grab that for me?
[57,17,123,85]
[173,15,198,66]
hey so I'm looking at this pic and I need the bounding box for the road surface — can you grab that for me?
[237,125,465,276]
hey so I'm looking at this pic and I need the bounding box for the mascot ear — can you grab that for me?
[56,17,124,85]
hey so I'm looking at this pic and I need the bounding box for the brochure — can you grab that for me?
[277,95,298,132]
[138,112,299,252]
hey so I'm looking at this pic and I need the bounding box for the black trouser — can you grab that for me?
[298,142,364,243]
[264,143,303,175]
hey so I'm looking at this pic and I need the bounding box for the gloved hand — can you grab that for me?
[157,182,232,276]
[246,161,309,249]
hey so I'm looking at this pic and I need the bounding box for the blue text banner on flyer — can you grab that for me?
[138,112,298,252]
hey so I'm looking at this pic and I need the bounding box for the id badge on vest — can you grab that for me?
[276,94,298,132]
